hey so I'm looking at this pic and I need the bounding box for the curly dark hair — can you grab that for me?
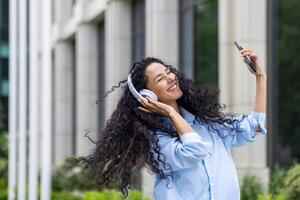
[79,57,246,197]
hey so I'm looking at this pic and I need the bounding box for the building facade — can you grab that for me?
[9,0,271,199]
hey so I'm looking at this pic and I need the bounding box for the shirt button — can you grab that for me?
[207,152,212,159]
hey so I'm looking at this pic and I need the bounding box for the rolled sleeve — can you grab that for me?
[231,111,267,148]
[155,131,210,172]
[250,111,267,134]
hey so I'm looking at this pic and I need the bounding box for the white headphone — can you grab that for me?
[127,73,158,102]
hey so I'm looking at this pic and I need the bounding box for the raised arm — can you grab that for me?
[240,46,267,113]
[253,73,267,113]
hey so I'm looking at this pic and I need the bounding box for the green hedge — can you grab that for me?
[241,175,264,200]
[52,157,100,192]
[51,191,82,200]
[280,164,300,200]
[0,133,8,200]
[0,188,8,200]
[51,189,151,200]
[241,163,300,200]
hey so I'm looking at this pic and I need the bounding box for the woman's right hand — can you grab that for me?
[137,97,175,117]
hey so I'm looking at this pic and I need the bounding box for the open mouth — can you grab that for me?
[167,83,177,92]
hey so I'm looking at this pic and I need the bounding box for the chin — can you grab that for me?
[176,92,183,100]
[173,91,183,101]
[160,89,183,102]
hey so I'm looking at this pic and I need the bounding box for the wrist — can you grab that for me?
[168,110,178,120]
[256,72,267,80]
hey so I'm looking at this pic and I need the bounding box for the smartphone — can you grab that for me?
[234,41,256,74]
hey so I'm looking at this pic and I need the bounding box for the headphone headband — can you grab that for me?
[127,73,158,102]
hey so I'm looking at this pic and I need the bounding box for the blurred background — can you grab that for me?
[0,0,299,199]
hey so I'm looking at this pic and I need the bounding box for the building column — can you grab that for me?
[142,0,179,197]
[75,23,100,156]
[105,0,132,120]
[53,42,75,165]
[53,0,74,166]
[218,0,269,188]
[54,0,72,23]
[145,0,179,67]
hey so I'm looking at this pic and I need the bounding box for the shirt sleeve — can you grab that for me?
[219,111,267,148]
[154,131,210,172]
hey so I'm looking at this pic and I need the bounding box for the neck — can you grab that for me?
[168,101,182,116]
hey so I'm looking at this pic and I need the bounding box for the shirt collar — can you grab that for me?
[179,106,196,125]
[162,106,196,126]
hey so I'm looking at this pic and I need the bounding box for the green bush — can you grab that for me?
[0,159,8,189]
[128,190,143,200]
[0,133,8,188]
[257,193,284,200]
[52,157,100,192]
[269,165,286,197]
[49,189,151,200]
[241,175,264,200]
[51,191,82,200]
[0,132,8,158]
[0,132,8,199]
[52,157,143,194]
[83,189,151,200]
[83,190,121,200]
[280,164,300,200]
[0,188,8,200]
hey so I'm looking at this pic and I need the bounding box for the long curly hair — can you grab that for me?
[79,57,246,197]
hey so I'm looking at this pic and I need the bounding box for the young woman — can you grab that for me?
[82,47,267,200]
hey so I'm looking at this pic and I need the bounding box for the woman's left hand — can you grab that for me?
[240,46,266,76]
[137,97,175,117]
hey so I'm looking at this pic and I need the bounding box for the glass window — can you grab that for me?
[98,21,105,136]
[71,0,77,16]
[0,58,8,96]
[132,0,145,62]
[0,0,9,26]
[0,43,9,58]
[179,0,218,89]
[131,0,145,191]
[71,40,76,156]
[273,0,300,167]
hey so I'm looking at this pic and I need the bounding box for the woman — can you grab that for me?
[82,47,267,200]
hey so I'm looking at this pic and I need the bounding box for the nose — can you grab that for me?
[167,74,176,83]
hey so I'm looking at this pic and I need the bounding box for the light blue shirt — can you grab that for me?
[152,106,267,200]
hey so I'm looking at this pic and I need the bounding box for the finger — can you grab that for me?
[241,53,257,61]
[241,51,253,57]
[141,100,158,113]
[138,98,147,107]
[140,105,158,114]
[145,97,161,110]
[138,107,152,113]
[146,97,156,105]
[240,49,251,54]
[249,52,257,58]
[144,97,157,106]
[145,102,159,111]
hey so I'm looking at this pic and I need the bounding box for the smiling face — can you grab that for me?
[145,62,183,104]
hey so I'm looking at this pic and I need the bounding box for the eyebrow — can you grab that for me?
[154,67,169,81]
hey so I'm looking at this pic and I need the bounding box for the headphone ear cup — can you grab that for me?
[139,89,158,101]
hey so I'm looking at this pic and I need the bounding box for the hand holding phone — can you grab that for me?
[234,41,257,74]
